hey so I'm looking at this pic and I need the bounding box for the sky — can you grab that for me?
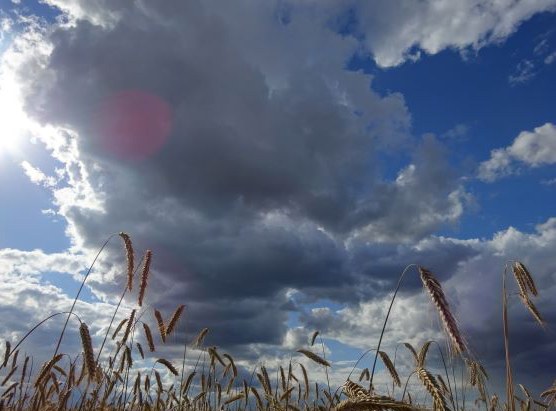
[0,0,555,402]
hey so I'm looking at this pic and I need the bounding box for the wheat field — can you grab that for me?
[0,232,554,411]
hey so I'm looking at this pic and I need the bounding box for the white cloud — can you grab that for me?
[352,0,556,67]
[478,123,556,181]
[20,160,58,187]
[508,59,536,85]
[545,51,556,64]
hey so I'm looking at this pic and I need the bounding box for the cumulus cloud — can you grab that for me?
[347,0,556,67]
[478,123,556,181]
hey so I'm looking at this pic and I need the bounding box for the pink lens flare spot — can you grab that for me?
[95,90,172,161]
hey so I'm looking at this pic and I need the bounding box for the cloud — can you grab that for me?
[478,123,556,181]
[509,59,536,85]
[545,51,556,64]
[348,0,556,67]
[20,160,58,187]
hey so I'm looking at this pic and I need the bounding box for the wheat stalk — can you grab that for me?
[143,323,155,352]
[224,393,245,405]
[419,267,466,355]
[119,232,134,291]
[417,367,449,411]
[154,309,166,343]
[138,250,152,307]
[122,309,136,344]
[166,304,185,336]
[35,354,64,387]
[192,327,209,348]
[156,359,178,376]
[112,318,128,340]
[297,349,331,367]
[343,380,371,400]
[79,323,96,381]
[513,262,538,296]
[378,351,400,387]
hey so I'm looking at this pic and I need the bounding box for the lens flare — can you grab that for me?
[93,90,173,161]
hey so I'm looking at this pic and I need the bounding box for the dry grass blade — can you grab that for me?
[156,358,178,376]
[119,232,134,291]
[166,304,185,336]
[378,351,400,387]
[154,309,167,343]
[417,367,449,411]
[297,349,331,367]
[419,267,466,355]
[143,323,155,352]
[138,250,152,307]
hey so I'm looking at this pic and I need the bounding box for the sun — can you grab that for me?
[0,75,27,155]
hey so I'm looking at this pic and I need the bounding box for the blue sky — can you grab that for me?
[0,0,555,399]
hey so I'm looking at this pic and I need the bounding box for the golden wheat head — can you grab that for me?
[119,232,134,291]
[79,323,96,381]
[419,267,466,355]
[138,250,152,307]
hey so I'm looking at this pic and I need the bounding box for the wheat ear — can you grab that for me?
[156,359,178,376]
[143,323,155,352]
[79,323,96,381]
[119,232,134,291]
[122,309,136,344]
[138,250,152,307]
[297,349,331,367]
[419,267,466,355]
[417,367,449,411]
[378,351,400,387]
[154,310,166,343]
[166,304,185,336]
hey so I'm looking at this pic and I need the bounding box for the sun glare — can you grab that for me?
[0,76,27,155]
